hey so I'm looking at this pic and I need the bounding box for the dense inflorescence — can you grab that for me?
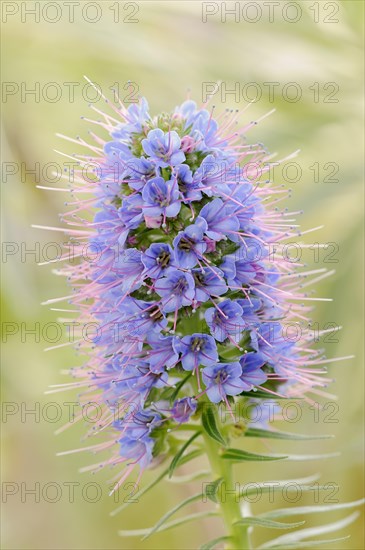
[52,93,333,492]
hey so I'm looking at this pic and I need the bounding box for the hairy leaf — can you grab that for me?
[142,492,203,540]
[222,448,287,462]
[168,431,202,477]
[268,452,340,461]
[119,511,219,537]
[260,498,365,520]
[258,512,359,548]
[204,477,224,503]
[111,448,203,516]
[170,372,192,402]
[200,536,231,549]
[110,466,168,516]
[245,427,333,441]
[202,406,227,446]
[242,485,337,500]
[234,517,305,529]
[258,536,350,549]
[178,448,204,466]
[168,469,210,483]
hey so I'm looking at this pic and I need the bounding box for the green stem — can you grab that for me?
[201,403,251,550]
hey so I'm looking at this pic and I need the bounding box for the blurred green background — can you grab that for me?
[1,1,364,548]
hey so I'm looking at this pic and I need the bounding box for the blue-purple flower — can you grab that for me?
[123,362,169,396]
[119,194,144,228]
[142,243,176,279]
[173,333,218,371]
[121,408,162,438]
[118,298,168,337]
[199,198,240,241]
[173,217,208,269]
[125,157,156,190]
[154,269,195,313]
[112,97,150,140]
[55,94,333,491]
[250,321,296,375]
[205,299,246,343]
[174,164,202,201]
[146,332,179,372]
[170,397,197,424]
[118,435,154,469]
[239,352,267,390]
[142,128,185,168]
[193,154,230,196]
[202,362,246,403]
[112,248,144,293]
[192,267,228,302]
[142,176,181,223]
[220,247,262,288]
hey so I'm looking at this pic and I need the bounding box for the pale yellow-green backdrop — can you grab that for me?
[1,1,364,549]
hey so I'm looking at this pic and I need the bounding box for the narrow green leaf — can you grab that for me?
[202,406,227,446]
[110,466,169,516]
[170,372,192,402]
[222,448,287,462]
[245,427,333,441]
[168,431,201,477]
[204,477,224,503]
[141,492,203,540]
[239,474,326,500]
[119,511,219,537]
[178,448,204,466]
[234,517,305,529]
[269,452,340,461]
[200,536,231,549]
[168,469,210,483]
[174,424,203,432]
[243,485,337,499]
[111,448,203,516]
[240,452,340,462]
[259,536,350,549]
[260,498,365,520]
[258,512,359,548]
[243,473,320,492]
